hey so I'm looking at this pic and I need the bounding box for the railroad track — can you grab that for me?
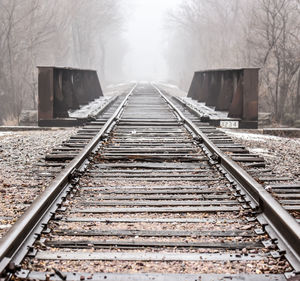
[0,84,299,280]
[168,92,300,221]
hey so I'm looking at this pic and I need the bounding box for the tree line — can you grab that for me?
[1,0,299,126]
[0,0,124,125]
[165,0,300,125]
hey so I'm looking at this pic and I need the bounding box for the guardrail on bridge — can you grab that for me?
[38,66,103,126]
[188,68,259,128]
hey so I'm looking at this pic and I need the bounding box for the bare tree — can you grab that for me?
[250,0,300,123]
[165,0,253,90]
[165,0,300,124]
[0,0,125,125]
[0,0,56,123]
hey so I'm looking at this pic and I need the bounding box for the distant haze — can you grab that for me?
[0,0,299,126]
[122,0,182,81]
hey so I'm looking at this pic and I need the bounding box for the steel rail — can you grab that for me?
[0,84,137,276]
[153,83,300,272]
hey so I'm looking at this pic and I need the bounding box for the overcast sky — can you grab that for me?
[122,0,182,81]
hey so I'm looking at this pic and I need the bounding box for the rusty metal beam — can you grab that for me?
[38,66,103,125]
[188,68,259,128]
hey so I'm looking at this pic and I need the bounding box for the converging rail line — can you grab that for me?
[0,84,299,280]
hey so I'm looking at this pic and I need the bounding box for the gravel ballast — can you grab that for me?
[222,130,300,183]
[0,129,77,238]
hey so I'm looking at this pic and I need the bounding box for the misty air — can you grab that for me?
[0,0,300,279]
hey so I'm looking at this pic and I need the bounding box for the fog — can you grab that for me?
[122,0,182,81]
[0,0,299,125]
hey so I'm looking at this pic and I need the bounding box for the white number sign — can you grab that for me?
[220,120,239,128]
